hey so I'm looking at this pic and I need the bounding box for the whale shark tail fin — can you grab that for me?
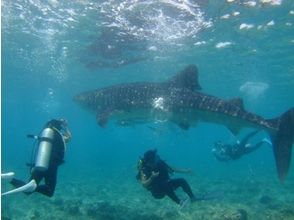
[270,107,294,182]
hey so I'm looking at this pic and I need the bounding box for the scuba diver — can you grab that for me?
[136,149,218,206]
[212,130,272,162]
[1,119,71,197]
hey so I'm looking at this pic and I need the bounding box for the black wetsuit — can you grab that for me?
[213,130,264,162]
[11,125,65,197]
[138,160,195,204]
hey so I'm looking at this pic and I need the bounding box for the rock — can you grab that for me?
[53,198,64,207]
[237,209,248,220]
[68,205,80,215]
[221,209,248,220]
[259,195,272,205]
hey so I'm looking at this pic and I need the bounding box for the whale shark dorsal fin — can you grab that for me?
[166,65,202,91]
[228,98,244,110]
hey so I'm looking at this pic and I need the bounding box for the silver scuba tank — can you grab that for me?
[34,128,55,171]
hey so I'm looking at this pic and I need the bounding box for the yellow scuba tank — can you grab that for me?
[34,128,55,171]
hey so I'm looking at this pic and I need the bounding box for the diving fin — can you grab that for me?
[193,191,224,202]
[1,179,37,196]
[179,197,191,209]
[262,138,272,147]
[1,172,15,181]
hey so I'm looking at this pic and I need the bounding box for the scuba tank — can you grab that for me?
[34,127,55,171]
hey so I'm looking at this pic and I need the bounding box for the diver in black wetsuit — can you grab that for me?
[9,119,71,197]
[136,149,196,205]
[212,130,272,162]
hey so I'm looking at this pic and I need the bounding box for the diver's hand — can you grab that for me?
[184,168,194,174]
[178,168,194,175]
[151,171,159,179]
[141,171,159,188]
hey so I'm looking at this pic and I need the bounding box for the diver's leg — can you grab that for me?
[31,169,45,185]
[8,177,38,196]
[244,141,264,154]
[10,178,26,188]
[165,188,181,204]
[169,178,195,199]
[10,168,43,188]
[240,130,259,147]
[35,166,58,197]
[214,153,230,162]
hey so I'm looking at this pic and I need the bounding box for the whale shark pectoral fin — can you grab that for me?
[176,121,190,130]
[96,110,113,127]
[116,120,133,126]
[227,125,242,136]
[228,98,244,110]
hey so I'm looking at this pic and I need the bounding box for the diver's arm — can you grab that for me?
[140,171,159,188]
[160,161,191,174]
[239,130,259,147]
[170,167,193,174]
[213,153,231,162]
[62,127,72,143]
[244,141,264,154]
[58,119,71,143]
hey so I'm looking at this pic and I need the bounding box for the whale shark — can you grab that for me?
[74,65,294,182]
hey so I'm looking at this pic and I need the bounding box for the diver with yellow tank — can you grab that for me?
[1,118,71,197]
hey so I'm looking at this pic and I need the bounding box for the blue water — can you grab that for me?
[2,1,294,219]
